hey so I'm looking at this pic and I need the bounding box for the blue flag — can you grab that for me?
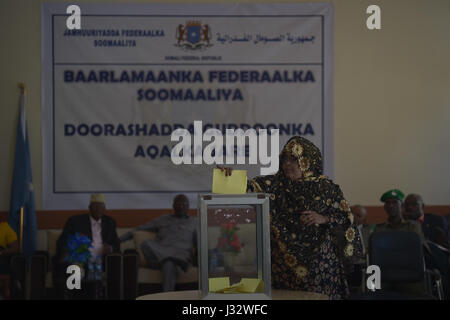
[9,90,37,257]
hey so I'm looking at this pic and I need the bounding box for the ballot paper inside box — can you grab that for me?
[197,193,271,300]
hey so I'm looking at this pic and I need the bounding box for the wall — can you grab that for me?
[1,0,449,222]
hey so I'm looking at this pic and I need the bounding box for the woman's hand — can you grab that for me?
[216,165,233,177]
[300,211,329,226]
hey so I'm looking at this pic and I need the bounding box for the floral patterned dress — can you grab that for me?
[247,136,360,299]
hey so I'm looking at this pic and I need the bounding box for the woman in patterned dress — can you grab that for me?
[220,136,360,299]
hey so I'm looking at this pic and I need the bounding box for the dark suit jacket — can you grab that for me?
[55,213,120,260]
[422,213,449,244]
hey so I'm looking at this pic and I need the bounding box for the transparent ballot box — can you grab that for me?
[197,194,271,299]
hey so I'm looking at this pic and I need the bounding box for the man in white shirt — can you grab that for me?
[56,194,120,261]
[53,194,120,298]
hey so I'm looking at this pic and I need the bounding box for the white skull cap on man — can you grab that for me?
[90,193,105,204]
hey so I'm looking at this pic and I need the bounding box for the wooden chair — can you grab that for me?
[0,274,11,299]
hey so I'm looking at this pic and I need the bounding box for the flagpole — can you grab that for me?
[18,83,26,254]
[10,82,37,257]
[18,82,26,94]
[19,206,24,253]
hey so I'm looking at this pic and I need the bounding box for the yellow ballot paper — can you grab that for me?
[209,277,264,293]
[212,169,247,194]
[209,277,230,293]
[239,278,264,293]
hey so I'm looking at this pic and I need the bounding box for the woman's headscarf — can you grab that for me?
[279,136,323,178]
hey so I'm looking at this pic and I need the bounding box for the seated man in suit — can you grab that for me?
[53,194,120,298]
[403,193,449,246]
[119,194,197,292]
[0,221,18,274]
[403,193,450,298]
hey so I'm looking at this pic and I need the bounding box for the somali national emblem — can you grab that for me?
[175,21,212,51]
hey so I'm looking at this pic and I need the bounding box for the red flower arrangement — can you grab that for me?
[217,222,242,255]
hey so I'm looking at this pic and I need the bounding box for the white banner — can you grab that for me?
[42,3,334,209]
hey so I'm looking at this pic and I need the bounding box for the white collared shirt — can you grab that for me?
[89,215,103,260]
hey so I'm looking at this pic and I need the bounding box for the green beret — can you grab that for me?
[380,189,405,202]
